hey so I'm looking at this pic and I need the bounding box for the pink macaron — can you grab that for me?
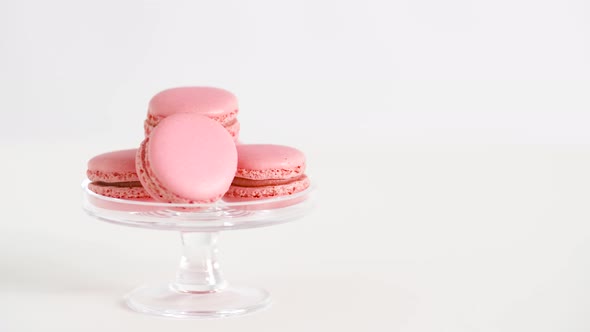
[224,144,310,200]
[87,149,150,199]
[144,86,240,140]
[136,113,238,204]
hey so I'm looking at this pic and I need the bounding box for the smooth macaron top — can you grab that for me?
[87,149,139,182]
[235,144,306,180]
[138,113,238,203]
[148,86,238,120]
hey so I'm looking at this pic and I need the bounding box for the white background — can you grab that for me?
[1,0,590,331]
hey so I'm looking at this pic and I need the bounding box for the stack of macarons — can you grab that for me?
[87,87,310,204]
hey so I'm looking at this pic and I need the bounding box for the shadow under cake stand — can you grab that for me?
[81,180,314,319]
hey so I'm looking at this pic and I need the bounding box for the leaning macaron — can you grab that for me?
[137,113,238,204]
[224,144,310,200]
[87,149,150,199]
[144,86,240,140]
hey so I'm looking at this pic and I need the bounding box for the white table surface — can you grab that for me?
[1,141,589,331]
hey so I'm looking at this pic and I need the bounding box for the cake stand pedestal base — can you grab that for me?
[126,285,270,318]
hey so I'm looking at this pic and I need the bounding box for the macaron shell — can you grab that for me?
[88,194,159,212]
[136,138,189,203]
[88,183,150,199]
[145,110,238,129]
[235,144,306,180]
[144,117,240,141]
[224,175,310,200]
[224,119,241,140]
[87,149,140,182]
[137,113,238,203]
[148,87,238,119]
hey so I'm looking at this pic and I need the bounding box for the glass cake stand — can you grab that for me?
[81,180,314,319]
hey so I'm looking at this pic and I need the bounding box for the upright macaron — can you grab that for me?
[87,149,150,199]
[224,144,310,200]
[137,113,238,204]
[144,86,240,140]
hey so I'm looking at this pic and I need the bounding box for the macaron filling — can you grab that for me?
[231,174,308,187]
[92,181,143,188]
[224,175,310,199]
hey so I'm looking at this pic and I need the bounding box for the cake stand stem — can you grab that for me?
[173,231,227,293]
